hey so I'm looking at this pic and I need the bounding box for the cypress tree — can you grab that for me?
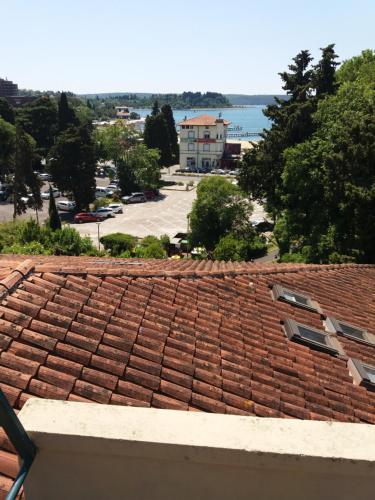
[58,92,77,132]
[161,104,179,163]
[151,100,160,116]
[144,114,172,167]
[48,185,61,230]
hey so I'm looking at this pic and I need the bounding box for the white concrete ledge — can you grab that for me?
[19,399,375,500]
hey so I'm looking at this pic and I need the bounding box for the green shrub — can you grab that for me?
[134,241,166,259]
[2,241,49,255]
[50,227,96,256]
[159,234,170,251]
[0,219,97,256]
[100,233,136,256]
[213,233,267,261]
[140,235,160,247]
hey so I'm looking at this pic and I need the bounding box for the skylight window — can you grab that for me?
[272,284,322,313]
[348,358,375,388]
[283,319,344,356]
[325,317,375,346]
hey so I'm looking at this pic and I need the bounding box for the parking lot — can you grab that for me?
[0,174,267,246]
[74,188,196,242]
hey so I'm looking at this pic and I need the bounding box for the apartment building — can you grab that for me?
[179,114,230,170]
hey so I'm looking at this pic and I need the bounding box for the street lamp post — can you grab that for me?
[96,222,101,251]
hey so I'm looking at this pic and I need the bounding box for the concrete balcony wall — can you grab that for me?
[19,399,375,500]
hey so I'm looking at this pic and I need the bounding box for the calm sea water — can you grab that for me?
[130,106,271,141]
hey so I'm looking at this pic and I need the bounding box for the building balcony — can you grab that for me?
[180,137,196,142]
[17,398,375,500]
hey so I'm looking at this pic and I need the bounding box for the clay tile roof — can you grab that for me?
[1,254,375,495]
[178,114,230,126]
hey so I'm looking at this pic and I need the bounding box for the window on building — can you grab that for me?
[204,131,210,139]
[272,284,321,313]
[283,319,343,356]
[188,143,195,151]
[203,143,210,152]
[325,317,374,345]
[187,157,196,167]
[348,358,375,388]
[188,130,195,139]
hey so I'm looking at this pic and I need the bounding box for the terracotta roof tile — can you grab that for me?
[1,256,375,496]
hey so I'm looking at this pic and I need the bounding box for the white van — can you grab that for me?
[95,187,108,198]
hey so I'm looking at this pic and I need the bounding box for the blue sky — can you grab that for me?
[1,0,374,94]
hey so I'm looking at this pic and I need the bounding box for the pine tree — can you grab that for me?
[151,100,160,116]
[48,185,61,230]
[161,104,179,163]
[313,44,340,97]
[58,92,78,132]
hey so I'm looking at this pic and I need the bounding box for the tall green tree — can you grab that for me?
[94,121,139,168]
[49,125,97,211]
[118,144,160,195]
[13,125,42,218]
[16,96,58,157]
[58,92,78,132]
[189,177,253,251]
[313,44,339,97]
[143,114,172,167]
[238,46,339,218]
[48,185,61,230]
[277,61,375,263]
[0,118,16,177]
[161,104,179,163]
[0,98,15,124]
[151,100,160,116]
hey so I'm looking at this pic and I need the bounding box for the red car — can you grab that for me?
[74,212,104,223]
[143,189,158,200]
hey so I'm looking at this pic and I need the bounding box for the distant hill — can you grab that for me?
[225,94,289,105]
[81,92,231,109]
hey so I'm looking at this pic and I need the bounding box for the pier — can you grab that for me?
[227,131,261,138]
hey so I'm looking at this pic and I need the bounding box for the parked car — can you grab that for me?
[41,188,61,199]
[38,172,52,181]
[121,192,147,204]
[95,187,109,198]
[94,207,115,218]
[74,212,105,223]
[229,170,239,176]
[108,203,123,214]
[105,187,115,196]
[107,182,119,190]
[20,194,33,204]
[57,200,76,212]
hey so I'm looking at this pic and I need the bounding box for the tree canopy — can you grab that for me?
[143,113,173,167]
[239,46,375,264]
[16,96,58,157]
[48,125,97,210]
[189,176,254,251]
[117,144,160,195]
